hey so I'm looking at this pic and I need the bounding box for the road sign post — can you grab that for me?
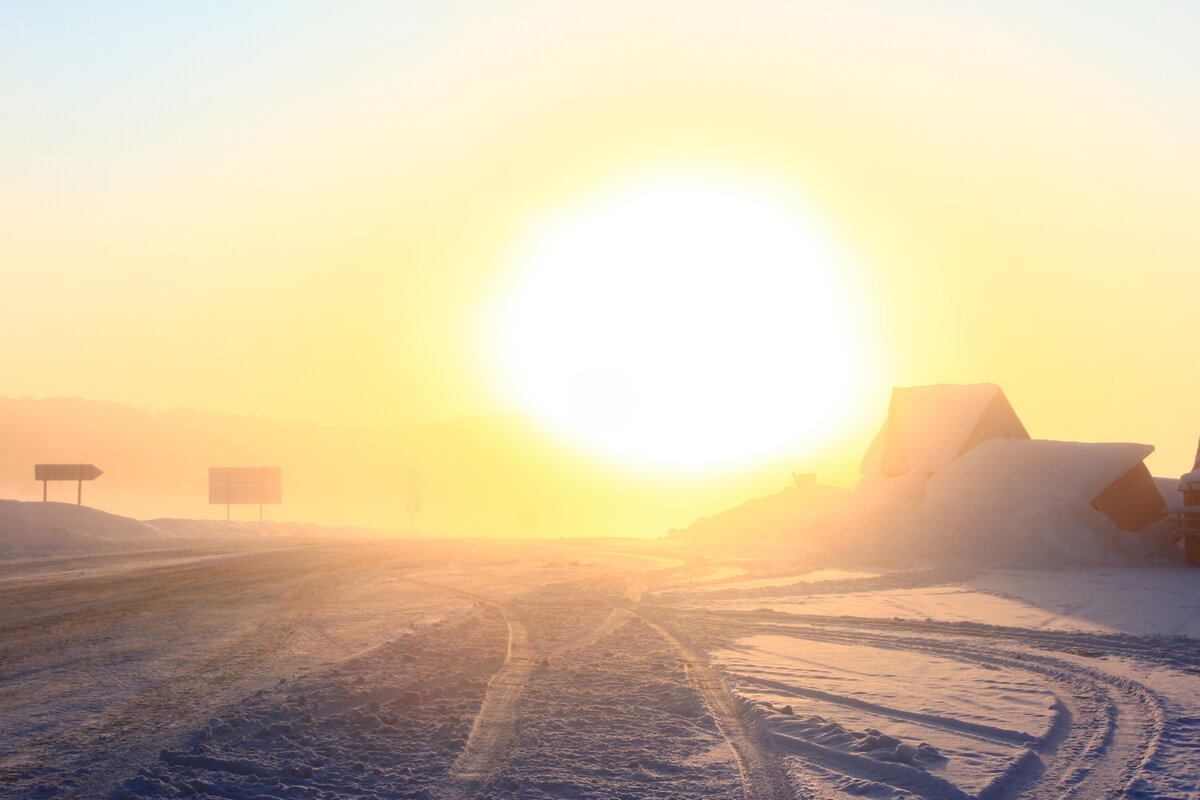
[34,464,103,505]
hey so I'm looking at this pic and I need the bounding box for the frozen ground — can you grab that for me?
[2,539,1198,799]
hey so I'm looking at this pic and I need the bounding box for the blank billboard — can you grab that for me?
[209,467,281,505]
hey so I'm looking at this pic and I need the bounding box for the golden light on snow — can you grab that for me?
[487,168,876,473]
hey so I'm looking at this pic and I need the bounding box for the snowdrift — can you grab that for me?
[667,483,849,550]
[0,499,418,557]
[0,500,164,556]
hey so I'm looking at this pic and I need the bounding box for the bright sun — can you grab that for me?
[488,168,874,473]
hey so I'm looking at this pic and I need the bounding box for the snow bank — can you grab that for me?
[0,499,419,557]
[667,483,848,549]
[0,499,163,555]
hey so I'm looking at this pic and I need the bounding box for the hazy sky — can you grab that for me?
[3,1,1198,479]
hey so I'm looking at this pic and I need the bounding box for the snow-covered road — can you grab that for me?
[2,541,1197,799]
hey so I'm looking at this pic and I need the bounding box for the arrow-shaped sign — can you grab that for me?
[35,464,103,481]
[35,464,104,505]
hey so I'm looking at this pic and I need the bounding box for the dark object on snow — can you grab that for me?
[1166,437,1200,566]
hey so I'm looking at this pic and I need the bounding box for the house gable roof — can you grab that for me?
[860,383,1029,476]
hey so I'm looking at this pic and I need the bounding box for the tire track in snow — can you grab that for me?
[734,673,1039,746]
[400,578,536,800]
[674,610,1166,800]
[703,609,1200,672]
[636,608,796,800]
[433,610,534,800]
[548,606,633,657]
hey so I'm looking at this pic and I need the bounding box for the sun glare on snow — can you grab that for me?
[487,168,875,473]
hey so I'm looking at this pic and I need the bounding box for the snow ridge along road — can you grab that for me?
[637,607,796,800]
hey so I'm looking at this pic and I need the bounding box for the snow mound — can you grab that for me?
[0,499,421,557]
[667,483,848,549]
[0,499,163,556]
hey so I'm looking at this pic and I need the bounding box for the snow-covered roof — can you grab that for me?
[860,383,1029,476]
[928,438,1156,505]
[1155,477,1183,507]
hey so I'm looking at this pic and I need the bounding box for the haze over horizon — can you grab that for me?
[3,1,1199,526]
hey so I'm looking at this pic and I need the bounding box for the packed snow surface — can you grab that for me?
[2,538,1198,800]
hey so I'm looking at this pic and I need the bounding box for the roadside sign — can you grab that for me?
[35,463,103,504]
[209,467,281,520]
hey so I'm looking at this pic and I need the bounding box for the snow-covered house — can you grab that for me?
[860,383,1029,477]
[855,384,1164,542]
[927,438,1165,533]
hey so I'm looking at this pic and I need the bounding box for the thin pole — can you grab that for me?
[77,479,82,505]
[42,480,47,502]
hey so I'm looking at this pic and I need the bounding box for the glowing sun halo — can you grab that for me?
[488,169,873,473]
